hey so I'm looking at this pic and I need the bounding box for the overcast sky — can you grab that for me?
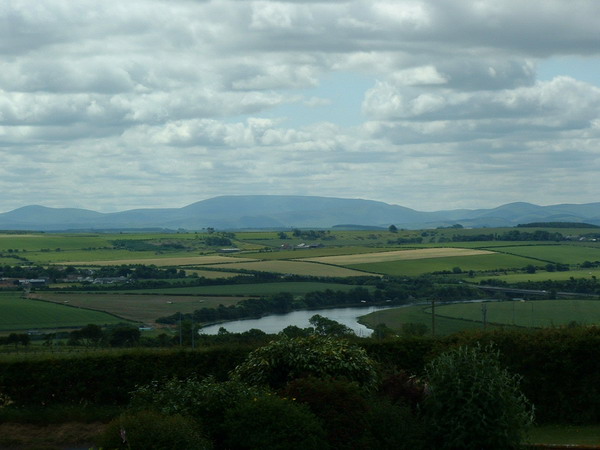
[2,0,600,213]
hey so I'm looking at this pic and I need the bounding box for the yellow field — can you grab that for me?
[300,247,495,265]
[59,255,258,266]
[204,260,377,277]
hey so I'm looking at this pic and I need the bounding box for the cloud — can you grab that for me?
[0,0,599,212]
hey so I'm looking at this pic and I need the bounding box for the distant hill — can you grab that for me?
[1,196,600,231]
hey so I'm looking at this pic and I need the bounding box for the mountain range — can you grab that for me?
[2,195,600,231]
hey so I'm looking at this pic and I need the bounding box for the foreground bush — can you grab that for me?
[223,394,328,450]
[282,376,371,449]
[96,410,211,450]
[131,376,265,446]
[231,336,378,390]
[422,344,534,450]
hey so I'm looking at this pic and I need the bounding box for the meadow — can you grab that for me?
[32,292,244,324]
[0,292,129,332]
[359,299,600,335]
[347,253,537,276]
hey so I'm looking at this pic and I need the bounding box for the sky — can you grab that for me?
[1,0,600,213]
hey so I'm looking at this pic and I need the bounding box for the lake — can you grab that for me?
[198,305,396,337]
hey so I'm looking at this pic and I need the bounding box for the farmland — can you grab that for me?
[32,292,244,324]
[0,292,129,332]
[359,299,600,335]
[3,226,600,333]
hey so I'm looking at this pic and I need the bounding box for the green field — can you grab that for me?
[239,246,399,260]
[0,292,130,332]
[120,281,370,296]
[204,260,375,277]
[33,293,243,324]
[485,244,600,264]
[473,267,600,283]
[348,253,537,276]
[360,299,600,335]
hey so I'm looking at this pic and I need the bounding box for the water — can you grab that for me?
[198,305,395,337]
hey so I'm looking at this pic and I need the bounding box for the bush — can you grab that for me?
[96,410,211,450]
[131,376,265,445]
[231,336,378,390]
[422,344,534,450]
[223,394,327,450]
[281,376,370,449]
[364,399,426,450]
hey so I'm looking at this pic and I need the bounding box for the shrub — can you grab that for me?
[231,336,378,390]
[422,344,534,450]
[364,399,426,450]
[96,410,211,450]
[281,376,370,449]
[131,376,265,445]
[223,394,327,450]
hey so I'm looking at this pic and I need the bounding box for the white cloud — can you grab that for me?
[0,0,599,213]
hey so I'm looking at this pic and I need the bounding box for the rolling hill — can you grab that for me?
[1,196,600,231]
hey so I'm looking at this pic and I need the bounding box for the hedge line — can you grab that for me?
[0,346,251,406]
[2,328,600,423]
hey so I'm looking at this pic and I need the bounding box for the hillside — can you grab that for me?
[1,196,600,231]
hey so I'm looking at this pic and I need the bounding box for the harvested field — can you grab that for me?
[204,260,377,277]
[59,255,258,266]
[301,247,495,265]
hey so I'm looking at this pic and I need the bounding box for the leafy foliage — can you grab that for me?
[96,410,210,450]
[223,394,327,450]
[282,376,371,449]
[231,336,378,390]
[131,376,265,445]
[422,344,534,449]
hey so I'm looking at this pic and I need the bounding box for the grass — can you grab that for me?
[203,260,376,277]
[358,303,501,335]
[486,244,600,265]
[437,299,600,328]
[32,293,244,324]
[56,255,256,266]
[239,246,401,260]
[121,281,370,296]
[348,253,538,276]
[0,292,131,332]
[301,247,494,265]
[473,267,600,283]
[528,424,600,445]
[359,299,600,335]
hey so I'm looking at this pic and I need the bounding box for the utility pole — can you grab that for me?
[482,302,487,329]
[179,312,183,346]
[191,320,195,349]
[431,298,436,336]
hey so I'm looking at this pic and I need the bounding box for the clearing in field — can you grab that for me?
[32,293,244,324]
[301,248,494,265]
[0,292,129,332]
[58,255,257,266]
[203,260,377,277]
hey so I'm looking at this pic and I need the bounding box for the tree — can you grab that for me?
[309,314,354,337]
[108,325,140,347]
[388,224,398,233]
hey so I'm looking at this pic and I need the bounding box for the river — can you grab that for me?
[198,305,396,337]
